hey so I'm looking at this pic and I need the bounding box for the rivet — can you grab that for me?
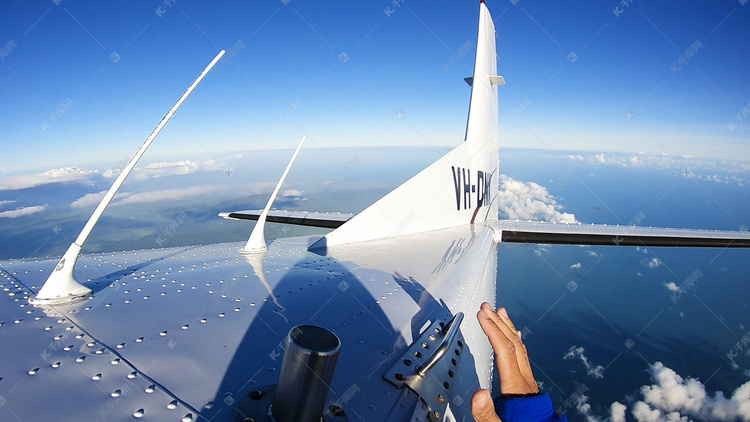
[181,414,193,422]
[117,343,125,349]
[329,403,344,416]
[432,410,440,420]
[249,390,263,400]
[133,409,145,418]
[160,331,167,336]
[92,373,101,380]
[111,389,121,398]
[111,358,120,365]
[182,325,189,330]
[136,337,144,343]
[76,356,85,363]
[145,385,155,393]
[167,400,178,410]
[28,368,39,375]
[438,394,445,403]
[51,362,61,368]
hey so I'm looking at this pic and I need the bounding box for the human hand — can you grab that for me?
[477,302,538,395]
[472,303,538,421]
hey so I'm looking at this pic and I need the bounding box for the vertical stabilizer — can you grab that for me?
[315,2,501,248]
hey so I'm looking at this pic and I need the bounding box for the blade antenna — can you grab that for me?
[31,50,226,304]
[241,135,307,254]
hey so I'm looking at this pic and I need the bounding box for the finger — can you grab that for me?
[480,304,538,394]
[471,389,502,422]
[513,341,539,394]
[496,307,518,333]
[477,308,526,393]
[480,303,521,346]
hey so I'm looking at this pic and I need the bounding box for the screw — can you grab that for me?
[329,404,344,416]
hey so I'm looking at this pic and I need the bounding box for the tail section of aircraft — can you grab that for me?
[317,1,501,248]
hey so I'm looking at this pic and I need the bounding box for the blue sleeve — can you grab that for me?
[494,393,568,422]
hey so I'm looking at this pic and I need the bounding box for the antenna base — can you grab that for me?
[31,244,92,305]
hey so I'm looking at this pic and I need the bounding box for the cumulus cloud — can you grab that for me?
[282,189,304,197]
[587,251,600,257]
[133,160,200,181]
[103,168,121,178]
[564,346,604,379]
[497,175,577,223]
[642,258,663,268]
[0,167,96,191]
[0,205,46,218]
[571,262,582,269]
[611,402,627,422]
[572,362,750,422]
[664,282,681,293]
[631,362,750,421]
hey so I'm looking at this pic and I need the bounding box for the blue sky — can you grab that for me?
[1,0,748,175]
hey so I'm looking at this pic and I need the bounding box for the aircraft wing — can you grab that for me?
[219,210,353,229]
[491,220,750,248]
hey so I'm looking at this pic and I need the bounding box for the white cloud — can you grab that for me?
[631,362,750,421]
[0,167,96,191]
[571,262,582,269]
[573,362,750,422]
[113,185,218,205]
[133,160,200,180]
[103,168,121,178]
[0,200,17,208]
[70,191,133,209]
[587,251,600,257]
[497,175,578,223]
[595,153,607,163]
[0,205,46,218]
[664,282,681,293]
[564,346,604,379]
[636,246,649,254]
[282,189,304,197]
[641,258,663,268]
[611,402,627,422]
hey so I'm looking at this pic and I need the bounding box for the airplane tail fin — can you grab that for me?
[315,1,501,248]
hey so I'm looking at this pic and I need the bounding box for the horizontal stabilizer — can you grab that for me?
[219,210,352,229]
[492,221,750,248]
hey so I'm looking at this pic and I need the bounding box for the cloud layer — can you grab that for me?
[0,167,96,191]
[0,205,46,218]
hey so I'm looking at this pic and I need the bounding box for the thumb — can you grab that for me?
[471,389,502,422]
